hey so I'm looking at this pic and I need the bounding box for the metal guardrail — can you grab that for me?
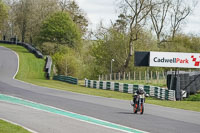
[53,75,78,85]
[85,79,176,101]
[45,56,52,79]
[0,40,44,58]
[0,40,54,80]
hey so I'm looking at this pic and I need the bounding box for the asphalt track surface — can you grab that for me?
[0,46,200,133]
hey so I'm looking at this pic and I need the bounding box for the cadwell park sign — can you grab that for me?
[149,51,200,68]
[134,51,200,100]
[134,51,200,69]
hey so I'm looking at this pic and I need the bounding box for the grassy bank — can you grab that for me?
[0,119,30,133]
[0,43,200,112]
[0,44,45,81]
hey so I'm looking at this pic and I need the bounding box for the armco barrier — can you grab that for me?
[0,40,44,58]
[85,79,176,101]
[53,75,78,85]
[45,56,52,79]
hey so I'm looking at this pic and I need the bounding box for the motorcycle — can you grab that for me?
[131,94,148,115]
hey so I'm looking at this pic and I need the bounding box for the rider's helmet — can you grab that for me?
[138,87,144,94]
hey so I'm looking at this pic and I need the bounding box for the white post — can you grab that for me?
[111,59,115,77]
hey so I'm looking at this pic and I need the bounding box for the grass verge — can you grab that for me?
[0,119,30,133]
[1,43,200,112]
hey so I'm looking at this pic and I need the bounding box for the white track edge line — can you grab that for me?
[0,94,149,133]
[0,117,38,133]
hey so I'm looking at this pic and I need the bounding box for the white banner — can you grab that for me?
[150,51,200,68]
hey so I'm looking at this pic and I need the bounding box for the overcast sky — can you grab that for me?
[77,0,200,36]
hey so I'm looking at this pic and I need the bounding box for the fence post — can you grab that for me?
[162,71,165,79]
[145,71,147,83]
[139,71,141,82]
[128,72,131,80]
[157,71,160,84]
[99,75,101,81]
[123,72,125,80]
[151,71,153,83]
[114,73,116,81]
[110,74,112,80]
[118,72,120,80]
[134,71,135,81]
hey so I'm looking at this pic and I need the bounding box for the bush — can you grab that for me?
[41,42,59,55]
[185,93,200,101]
[52,46,82,78]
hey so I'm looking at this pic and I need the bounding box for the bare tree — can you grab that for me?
[170,0,195,40]
[27,0,59,43]
[12,0,59,43]
[59,0,69,12]
[14,0,33,42]
[118,0,153,72]
[150,0,171,45]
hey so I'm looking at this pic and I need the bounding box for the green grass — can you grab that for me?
[147,97,200,112]
[111,80,167,88]
[0,44,45,80]
[0,43,200,112]
[185,93,200,101]
[0,119,30,133]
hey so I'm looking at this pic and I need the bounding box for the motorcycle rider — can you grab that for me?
[132,87,146,106]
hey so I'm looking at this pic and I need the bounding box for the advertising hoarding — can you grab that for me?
[150,51,200,68]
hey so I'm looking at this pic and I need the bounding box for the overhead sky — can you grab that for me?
[77,0,200,36]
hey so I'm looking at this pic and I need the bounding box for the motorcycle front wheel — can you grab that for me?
[140,103,144,114]
[133,104,138,114]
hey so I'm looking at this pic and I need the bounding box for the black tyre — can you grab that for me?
[134,104,138,114]
[140,103,144,114]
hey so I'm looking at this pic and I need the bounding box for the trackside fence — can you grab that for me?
[0,40,44,58]
[53,75,78,85]
[45,56,52,79]
[85,79,175,101]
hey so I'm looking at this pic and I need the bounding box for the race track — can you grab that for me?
[0,46,200,133]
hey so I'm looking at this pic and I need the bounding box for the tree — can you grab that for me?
[113,14,128,33]
[59,0,88,35]
[39,11,81,47]
[91,25,156,76]
[91,27,129,74]
[0,0,8,37]
[150,0,171,45]
[5,0,59,43]
[52,46,81,77]
[26,0,59,44]
[170,0,194,40]
[14,0,32,42]
[117,0,153,72]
